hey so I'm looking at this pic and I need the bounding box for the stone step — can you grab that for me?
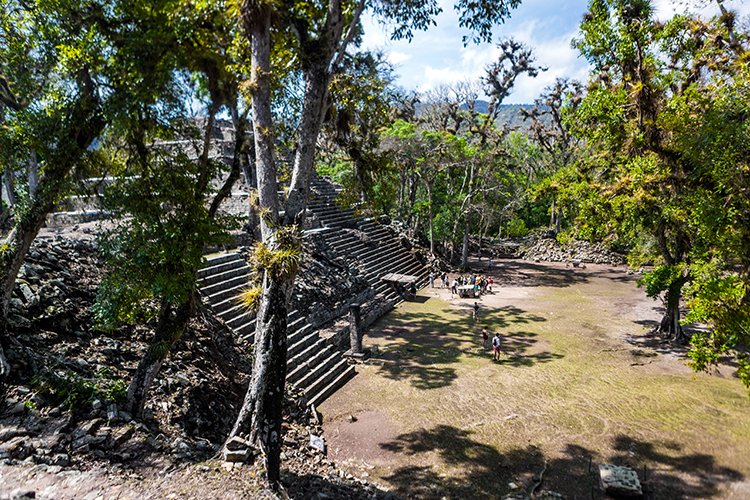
[288,325,318,359]
[331,238,369,255]
[365,251,413,278]
[327,233,359,249]
[293,350,343,392]
[287,344,335,385]
[286,314,306,335]
[236,318,256,340]
[217,302,246,322]
[226,309,256,330]
[288,337,328,373]
[198,265,250,287]
[319,212,356,224]
[307,363,357,408]
[198,256,246,279]
[363,242,407,267]
[354,240,400,263]
[311,205,353,216]
[360,225,390,238]
[200,274,249,297]
[206,282,248,306]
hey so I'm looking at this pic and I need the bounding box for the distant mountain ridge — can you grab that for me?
[417,101,548,132]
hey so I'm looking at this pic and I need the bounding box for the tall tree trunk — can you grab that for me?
[397,168,405,221]
[477,213,487,259]
[231,1,291,487]
[209,102,246,220]
[228,267,291,484]
[659,277,687,342]
[461,218,470,270]
[449,216,461,264]
[4,170,16,208]
[125,297,193,418]
[426,183,434,255]
[27,152,39,200]
[233,0,353,485]
[405,171,417,230]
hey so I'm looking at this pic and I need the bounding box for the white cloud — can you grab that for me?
[387,51,412,65]
[358,0,750,105]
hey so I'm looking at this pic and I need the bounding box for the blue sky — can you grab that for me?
[360,0,750,104]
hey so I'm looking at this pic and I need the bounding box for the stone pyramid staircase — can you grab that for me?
[197,175,429,408]
[308,176,430,303]
[197,251,356,408]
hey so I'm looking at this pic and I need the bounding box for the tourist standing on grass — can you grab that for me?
[492,333,501,361]
[473,301,480,322]
[481,328,489,349]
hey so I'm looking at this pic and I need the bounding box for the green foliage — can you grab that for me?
[253,235,302,279]
[32,366,128,411]
[637,264,685,299]
[94,144,233,330]
[567,0,750,389]
[503,218,528,238]
[238,286,263,312]
[684,260,750,392]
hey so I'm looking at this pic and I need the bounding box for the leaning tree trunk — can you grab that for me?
[1,172,75,386]
[125,297,193,418]
[0,70,103,388]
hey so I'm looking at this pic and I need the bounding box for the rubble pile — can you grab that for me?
[521,237,626,266]
[1,230,389,497]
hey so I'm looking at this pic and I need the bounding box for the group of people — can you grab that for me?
[481,327,503,361]
[426,270,501,361]
[428,271,493,296]
[449,274,493,296]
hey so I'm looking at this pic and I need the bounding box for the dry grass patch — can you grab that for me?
[322,262,750,498]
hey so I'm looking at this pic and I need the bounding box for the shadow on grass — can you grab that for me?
[480,260,590,288]
[473,259,637,289]
[367,305,553,390]
[379,425,744,499]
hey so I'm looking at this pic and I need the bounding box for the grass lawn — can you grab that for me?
[320,260,750,498]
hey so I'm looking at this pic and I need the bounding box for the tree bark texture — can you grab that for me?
[659,278,687,342]
[231,1,289,486]
[244,3,279,242]
[232,0,351,486]
[228,269,291,484]
[461,219,470,270]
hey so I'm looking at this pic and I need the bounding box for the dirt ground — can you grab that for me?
[320,259,750,499]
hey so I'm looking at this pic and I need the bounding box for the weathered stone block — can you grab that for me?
[224,436,249,451]
[599,463,642,497]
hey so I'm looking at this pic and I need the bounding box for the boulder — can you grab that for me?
[599,463,642,497]
[223,448,251,463]
[225,436,249,451]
